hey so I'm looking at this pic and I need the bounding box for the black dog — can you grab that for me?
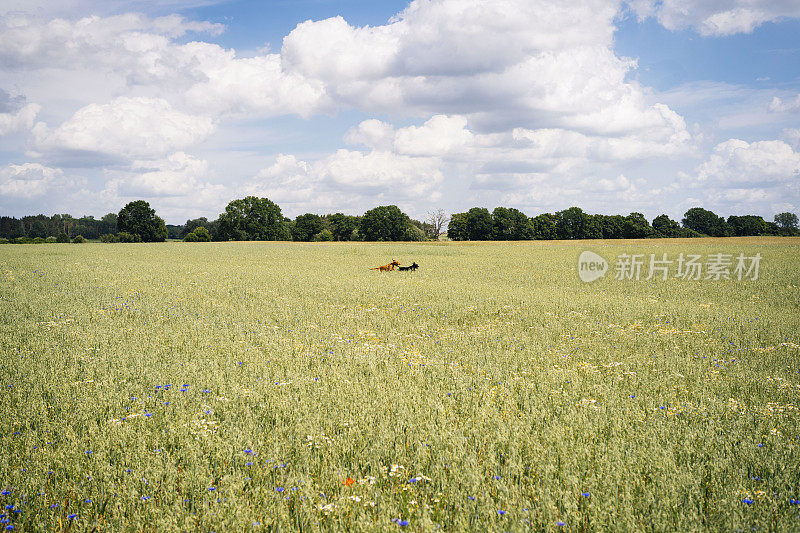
[398,262,419,272]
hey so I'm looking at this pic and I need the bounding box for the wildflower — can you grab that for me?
[49,503,58,508]
[582,492,591,497]
[245,462,253,466]
[276,487,284,493]
[208,487,216,491]
[497,509,506,515]
[743,498,753,504]
[468,496,475,501]
[67,514,77,519]
[556,522,565,526]
[0,492,9,496]
[493,475,501,480]
[141,496,150,501]
[344,478,355,487]
[84,499,92,503]
[790,499,800,505]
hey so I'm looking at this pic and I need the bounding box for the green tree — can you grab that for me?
[774,212,799,231]
[530,213,557,240]
[682,207,732,237]
[326,213,360,241]
[360,205,411,241]
[555,207,588,239]
[652,214,682,237]
[596,214,625,239]
[622,212,655,239]
[216,196,290,241]
[292,213,325,242]
[727,215,767,236]
[184,226,211,242]
[447,213,468,240]
[462,207,493,240]
[492,207,533,240]
[117,200,168,242]
[584,214,603,239]
[99,213,118,236]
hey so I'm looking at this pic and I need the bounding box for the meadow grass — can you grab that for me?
[1,238,799,531]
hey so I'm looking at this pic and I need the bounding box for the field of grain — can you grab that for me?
[1,238,799,531]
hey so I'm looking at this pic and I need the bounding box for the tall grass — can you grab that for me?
[1,238,799,531]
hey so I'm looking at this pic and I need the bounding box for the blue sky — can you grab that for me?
[0,0,798,224]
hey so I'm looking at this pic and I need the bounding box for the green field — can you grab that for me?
[1,239,800,531]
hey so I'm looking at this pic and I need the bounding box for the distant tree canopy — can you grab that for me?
[117,200,167,242]
[775,212,799,230]
[326,213,360,241]
[492,207,532,240]
[292,213,325,242]
[2,200,798,244]
[360,205,412,241]
[216,196,290,241]
[682,207,732,237]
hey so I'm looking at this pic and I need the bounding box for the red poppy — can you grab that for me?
[344,478,355,487]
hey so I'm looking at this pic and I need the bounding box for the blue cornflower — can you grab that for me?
[3,506,12,510]
[201,389,211,393]
[397,519,409,526]
[67,514,77,519]
[244,449,253,454]
[582,492,591,497]
[6,525,13,530]
[556,522,565,526]
[757,443,763,448]
[0,491,9,496]
[144,413,153,417]
[275,487,284,493]
[245,462,253,466]
[141,496,150,501]
[659,406,666,410]
[409,478,417,483]
[493,475,501,480]
[208,487,215,491]
[743,498,753,504]
[790,499,800,505]
[497,509,506,515]
[468,496,475,501]
[49,503,58,508]
[84,499,92,503]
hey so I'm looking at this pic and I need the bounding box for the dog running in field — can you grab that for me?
[398,262,419,271]
[370,259,400,272]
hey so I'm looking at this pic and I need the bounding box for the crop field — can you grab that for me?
[1,238,800,531]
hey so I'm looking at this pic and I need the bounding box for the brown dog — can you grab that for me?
[370,259,400,272]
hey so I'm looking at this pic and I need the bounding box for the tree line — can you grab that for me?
[448,206,799,240]
[1,197,798,244]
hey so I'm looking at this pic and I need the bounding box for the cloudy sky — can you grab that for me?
[0,0,798,224]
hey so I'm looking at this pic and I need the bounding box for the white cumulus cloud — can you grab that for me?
[627,0,800,36]
[33,97,215,161]
[0,162,68,198]
[695,139,800,185]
